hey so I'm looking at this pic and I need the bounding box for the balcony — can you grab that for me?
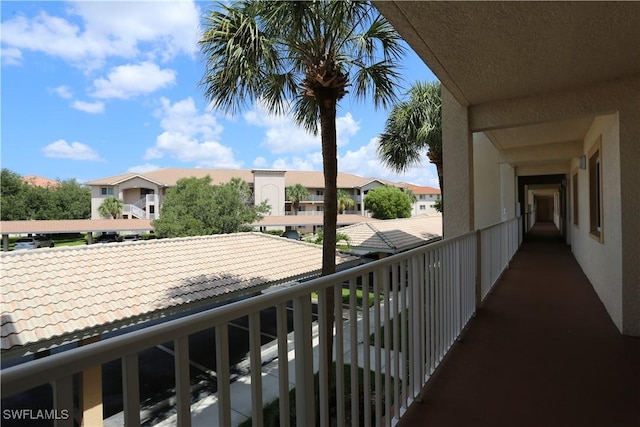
[2,219,637,426]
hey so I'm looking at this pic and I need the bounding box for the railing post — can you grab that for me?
[174,336,191,427]
[276,304,291,427]
[216,324,232,427]
[475,230,482,312]
[293,296,315,427]
[249,312,264,427]
[122,354,140,426]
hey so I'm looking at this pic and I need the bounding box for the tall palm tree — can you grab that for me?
[337,189,355,214]
[98,196,124,219]
[285,183,310,215]
[378,81,443,192]
[200,0,405,376]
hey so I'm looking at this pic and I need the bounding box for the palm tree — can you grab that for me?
[285,184,310,215]
[98,196,124,219]
[200,0,404,376]
[403,187,418,204]
[337,189,355,214]
[378,81,443,192]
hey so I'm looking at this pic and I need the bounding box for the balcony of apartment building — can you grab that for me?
[122,192,159,220]
[2,217,637,427]
[3,3,639,426]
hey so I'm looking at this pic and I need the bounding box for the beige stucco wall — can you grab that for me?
[500,164,516,222]
[91,186,119,219]
[571,113,623,331]
[473,133,502,229]
[442,87,473,237]
[253,171,285,216]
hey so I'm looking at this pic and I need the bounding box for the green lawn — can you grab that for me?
[238,363,397,427]
[311,288,383,308]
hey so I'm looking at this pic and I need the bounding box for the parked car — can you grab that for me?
[121,234,141,242]
[282,230,301,240]
[97,233,121,243]
[14,236,54,250]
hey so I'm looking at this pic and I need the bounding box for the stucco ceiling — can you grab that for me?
[373,1,640,174]
[373,1,640,106]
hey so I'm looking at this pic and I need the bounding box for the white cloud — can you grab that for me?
[144,97,242,168]
[51,85,73,99]
[338,137,440,187]
[244,101,361,154]
[272,155,321,171]
[91,62,175,99]
[253,156,268,167]
[127,163,160,174]
[1,2,200,70]
[1,47,22,65]
[42,139,104,161]
[71,100,105,114]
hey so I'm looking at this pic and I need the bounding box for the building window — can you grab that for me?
[572,171,579,226]
[298,205,305,212]
[101,187,113,196]
[419,195,426,200]
[588,138,603,242]
[419,205,426,210]
[316,206,323,212]
[316,190,324,196]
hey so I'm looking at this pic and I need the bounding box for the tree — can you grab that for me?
[152,176,270,238]
[1,169,28,220]
[285,184,310,215]
[404,188,418,204]
[0,169,90,220]
[51,179,91,219]
[364,185,412,219]
[378,81,443,192]
[200,0,404,376]
[337,189,355,214]
[433,196,443,213]
[98,196,124,219]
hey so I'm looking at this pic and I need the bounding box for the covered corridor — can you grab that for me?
[397,222,640,427]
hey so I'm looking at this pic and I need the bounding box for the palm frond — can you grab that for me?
[292,95,320,136]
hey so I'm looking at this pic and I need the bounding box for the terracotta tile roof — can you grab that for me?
[86,168,378,189]
[251,214,379,227]
[1,219,153,235]
[338,214,443,253]
[397,182,441,195]
[0,233,358,356]
[84,172,138,186]
[21,175,60,188]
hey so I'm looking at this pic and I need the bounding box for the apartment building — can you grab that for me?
[85,168,441,221]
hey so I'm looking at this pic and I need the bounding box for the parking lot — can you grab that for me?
[1,301,319,426]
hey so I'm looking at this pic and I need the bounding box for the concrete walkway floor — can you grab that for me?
[396,222,640,427]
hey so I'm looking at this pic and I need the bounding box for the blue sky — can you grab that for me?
[1,1,439,187]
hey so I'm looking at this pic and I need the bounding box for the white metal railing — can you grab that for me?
[1,218,522,427]
[123,204,147,219]
[478,217,522,302]
[284,211,324,216]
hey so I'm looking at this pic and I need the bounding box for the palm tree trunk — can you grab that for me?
[319,97,337,380]
[428,149,444,193]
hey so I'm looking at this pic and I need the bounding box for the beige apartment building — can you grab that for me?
[86,168,441,222]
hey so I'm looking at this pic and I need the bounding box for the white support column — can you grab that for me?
[442,86,474,238]
[620,105,640,336]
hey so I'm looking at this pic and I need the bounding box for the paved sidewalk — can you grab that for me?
[152,306,386,426]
